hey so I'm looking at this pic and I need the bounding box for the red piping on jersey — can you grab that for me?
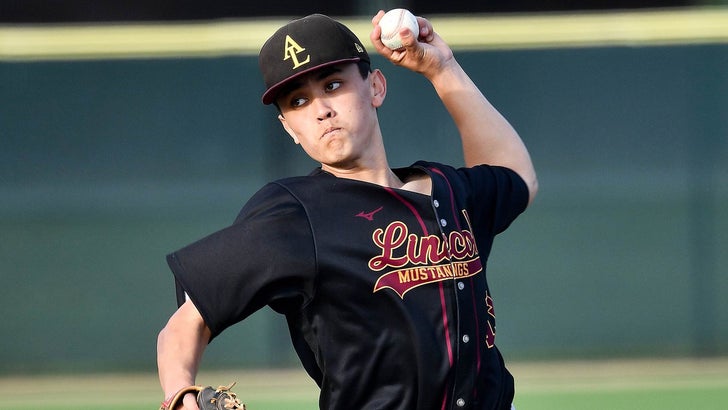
[429,167,484,387]
[384,186,455,410]
[429,167,462,231]
[438,281,452,410]
[384,187,428,234]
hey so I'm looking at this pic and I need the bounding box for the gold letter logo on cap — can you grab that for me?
[283,35,311,69]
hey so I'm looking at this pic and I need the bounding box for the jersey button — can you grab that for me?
[440,218,447,227]
[457,282,465,290]
[462,334,470,343]
[433,199,440,208]
[456,398,466,407]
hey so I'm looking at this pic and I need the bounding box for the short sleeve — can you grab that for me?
[166,182,317,340]
[415,161,528,236]
[466,165,529,234]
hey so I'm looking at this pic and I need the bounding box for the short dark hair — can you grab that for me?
[356,60,372,78]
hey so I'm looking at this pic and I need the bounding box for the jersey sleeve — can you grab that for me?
[166,182,317,340]
[417,161,529,235]
[468,164,529,234]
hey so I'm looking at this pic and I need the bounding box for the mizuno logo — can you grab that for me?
[356,206,383,221]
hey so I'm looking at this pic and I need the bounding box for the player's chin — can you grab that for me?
[321,151,359,171]
[322,136,352,154]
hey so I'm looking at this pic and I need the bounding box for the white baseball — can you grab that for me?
[378,9,419,50]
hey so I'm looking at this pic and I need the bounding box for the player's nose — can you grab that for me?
[313,97,335,121]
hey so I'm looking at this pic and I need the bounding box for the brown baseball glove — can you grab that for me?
[160,383,246,410]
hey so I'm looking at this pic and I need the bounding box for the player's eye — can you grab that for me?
[289,96,308,108]
[325,81,342,92]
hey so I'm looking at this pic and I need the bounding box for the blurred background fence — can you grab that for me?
[1,5,726,375]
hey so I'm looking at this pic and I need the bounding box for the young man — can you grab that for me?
[157,11,537,410]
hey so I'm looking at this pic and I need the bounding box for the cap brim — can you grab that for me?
[261,57,361,105]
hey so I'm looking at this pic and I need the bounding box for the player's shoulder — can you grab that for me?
[248,168,339,204]
[269,168,336,192]
[414,160,523,182]
[410,160,479,184]
[414,160,528,200]
[235,172,331,222]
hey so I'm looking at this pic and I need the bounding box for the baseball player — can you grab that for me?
[157,10,538,410]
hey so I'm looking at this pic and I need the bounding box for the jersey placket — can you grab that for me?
[430,175,480,410]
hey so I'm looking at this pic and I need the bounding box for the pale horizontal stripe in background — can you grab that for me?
[1,7,728,60]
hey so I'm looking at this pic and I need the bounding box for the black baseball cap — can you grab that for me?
[258,14,370,105]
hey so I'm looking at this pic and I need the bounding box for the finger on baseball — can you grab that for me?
[369,19,394,57]
[371,10,386,26]
[397,28,418,51]
[415,16,434,43]
[369,28,388,55]
[369,21,382,45]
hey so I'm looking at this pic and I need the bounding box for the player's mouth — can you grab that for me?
[321,127,341,139]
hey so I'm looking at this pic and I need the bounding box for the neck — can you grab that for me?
[322,165,431,195]
[322,164,403,188]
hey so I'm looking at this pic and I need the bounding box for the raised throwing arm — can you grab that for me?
[370,11,538,204]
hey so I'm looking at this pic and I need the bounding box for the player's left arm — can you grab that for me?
[157,299,211,410]
[370,11,538,205]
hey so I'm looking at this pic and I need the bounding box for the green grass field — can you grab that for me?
[2,358,727,410]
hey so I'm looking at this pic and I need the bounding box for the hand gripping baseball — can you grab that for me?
[160,383,246,410]
[370,10,454,80]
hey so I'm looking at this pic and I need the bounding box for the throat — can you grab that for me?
[322,166,432,195]
[395,172,432,196]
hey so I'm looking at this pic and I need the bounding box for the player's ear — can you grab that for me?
[370,69,386,108]
[278,114,300,144]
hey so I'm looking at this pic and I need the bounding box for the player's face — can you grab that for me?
[276,63,387,172]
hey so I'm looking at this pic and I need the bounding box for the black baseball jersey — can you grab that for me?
[167,160,528,410]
